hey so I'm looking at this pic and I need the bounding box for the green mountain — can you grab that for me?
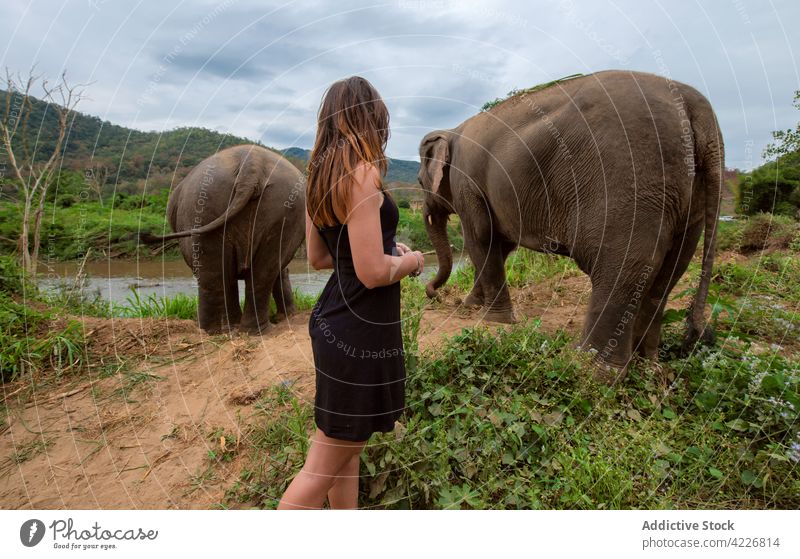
[0,89,280,190]
[0,89,419,192]
[281,147,420,183]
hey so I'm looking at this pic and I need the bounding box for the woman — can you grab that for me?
[278,76,424,510]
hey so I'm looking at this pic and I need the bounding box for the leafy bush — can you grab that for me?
[737,151,800,217]
[0,292,85,383]
[738,213,799,253]
[451,247,578,293]
[395,207,463,253]
[0,255,31,296]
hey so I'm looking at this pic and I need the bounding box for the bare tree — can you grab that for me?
[0,67,89,276]
[85,163,109,207]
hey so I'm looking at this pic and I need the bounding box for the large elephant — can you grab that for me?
[142,144,306,334]
[419,70,723,373]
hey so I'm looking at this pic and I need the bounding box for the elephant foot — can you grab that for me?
[238,320,273,336]
[482,308,518,324]
[586,348,630,386]
[590,359,629,386]
[634,345,660,361]
[577,339,631,385]
[274,304,297,322]
[200,321,238,336]
[463,292,484,308]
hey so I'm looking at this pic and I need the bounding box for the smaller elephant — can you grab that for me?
[142,144,306,334]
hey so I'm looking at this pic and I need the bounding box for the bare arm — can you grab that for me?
[305,209,334,270]
[346,164,423,288]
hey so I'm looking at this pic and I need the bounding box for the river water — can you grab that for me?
[38,254,464,304]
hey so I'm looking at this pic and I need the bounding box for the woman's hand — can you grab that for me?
[395,243,424,277]
[405,250,424,277]
[395,242,411,256]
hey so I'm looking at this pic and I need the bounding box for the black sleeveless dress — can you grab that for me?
[308,187,406,442]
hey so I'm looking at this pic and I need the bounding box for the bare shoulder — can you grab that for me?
[351,161,381,192]
[347,162,382,211]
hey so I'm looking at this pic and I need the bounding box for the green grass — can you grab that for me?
[48,282,317,322]
[451,247,579,293]
[700,251,800,344]
[0,437,55,475]
[0,257,87,383]
[481,73,585,112]
[0,294,86,383]
[225,382,314,506]
[120,290,198,320]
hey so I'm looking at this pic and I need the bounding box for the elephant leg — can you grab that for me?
[463,240,514,308]
[581,260,659,377]
[197,243,241,334]
[463,275,484,307]
[633,221,703,359]
[240,245,280,335]
[462,223,516,323]
[272,267,296,320]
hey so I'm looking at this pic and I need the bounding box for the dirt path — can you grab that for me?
[1,272,673,510]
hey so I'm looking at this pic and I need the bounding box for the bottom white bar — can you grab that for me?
[2,510,797,558]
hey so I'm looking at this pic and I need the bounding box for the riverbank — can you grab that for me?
[0,196,464,263]
[36,252,461,306]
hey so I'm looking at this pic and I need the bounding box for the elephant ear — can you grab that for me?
[421,133,450,196]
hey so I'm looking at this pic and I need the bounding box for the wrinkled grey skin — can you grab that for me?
[142,145,305,334]
[419,70,723,375]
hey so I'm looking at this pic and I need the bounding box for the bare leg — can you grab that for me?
[277,429,366,510]
[326,453,360,509]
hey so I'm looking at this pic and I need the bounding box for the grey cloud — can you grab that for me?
[0,0,797,167]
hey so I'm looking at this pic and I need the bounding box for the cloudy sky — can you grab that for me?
[2,0,798,169]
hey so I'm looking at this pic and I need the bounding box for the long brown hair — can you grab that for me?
[306,76,390,228]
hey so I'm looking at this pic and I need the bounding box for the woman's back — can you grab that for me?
[308,185,405,441]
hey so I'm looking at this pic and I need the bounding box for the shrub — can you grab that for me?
[738,213,799,253]
[0,292,85,383]
[0,255,31,296]
[737,151,800,217]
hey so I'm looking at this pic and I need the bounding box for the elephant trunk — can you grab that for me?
[424,207,452,298]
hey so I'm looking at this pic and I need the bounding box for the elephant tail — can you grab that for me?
[683,103,724,352]
[140,159,261,245]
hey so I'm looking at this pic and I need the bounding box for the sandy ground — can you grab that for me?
[4,270,693,510]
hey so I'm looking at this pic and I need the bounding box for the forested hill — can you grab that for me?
[0,89,419,189]
[281,147,420,183]
[0,89,274,185]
